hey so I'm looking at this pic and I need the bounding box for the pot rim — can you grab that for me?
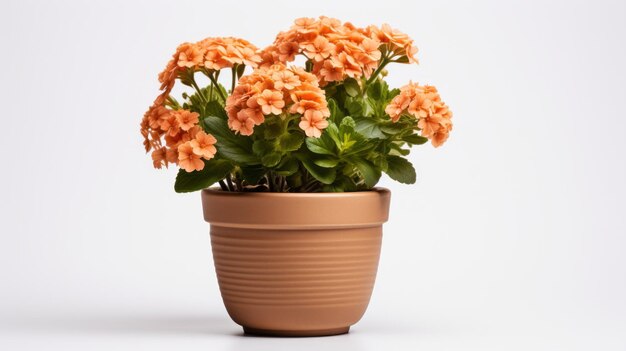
[202,186,389,198]
[201,187,391,229]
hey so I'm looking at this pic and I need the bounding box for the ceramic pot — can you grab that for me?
[201,187,391,337]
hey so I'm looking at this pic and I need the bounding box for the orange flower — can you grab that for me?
[299,110,329,138]
[302,36,334,62]
[276,42,300,62]
[239,107,265,125]
[272,70,301,90]
[175,110,199,131]
[289,85,327,115]
[386,82,452,147]
[384,93,411,122]
[239,46,263,67]
[368,24,418,63]
[293,17,318,34]
[225,63,329,136]
[190,131,217,159]
[176,43,204,68]
[358,38,382,74]
[143,36,262,171]
[431,128,450,148]
[228,111,256,136]
[151,147,167,169]
[152,106,172,131]
[417,114,444,138]
[163,114,180,137]
[140,103,210,169]
[165,148,178,164]
[200,37,262,70]
[318,58,344,82]
[256,89,285,115]
[177,142,205,172]
[360,38,382,62]
[203,49,231,70]
[407,85,439,117]
[335,51,361,79]
[262,17,387,84]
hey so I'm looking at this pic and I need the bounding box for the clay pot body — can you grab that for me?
[201,187,391,337]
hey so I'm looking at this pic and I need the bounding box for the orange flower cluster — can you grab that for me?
[141,36,262,172]
[225,63,330,137]
[158,37,262,98]
[141,106,217,172]
[260,17,417,85]
[366,24,418,64]
[385,82,453,147]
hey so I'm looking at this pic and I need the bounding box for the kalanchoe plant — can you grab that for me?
[140,17,453,193]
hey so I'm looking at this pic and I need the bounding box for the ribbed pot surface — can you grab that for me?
[202,188,390,336]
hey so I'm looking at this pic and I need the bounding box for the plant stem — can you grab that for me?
[218,180,228,191]
[235,176,243,192]
[230,66,237,93]
[365,57,390,86]
[279,176,285,192]
[305,59,313,72]
[207,72,227,101]
[267,174,274,192]
[226,176,235,192]
[189,74,208,104]
[301,181,319,193]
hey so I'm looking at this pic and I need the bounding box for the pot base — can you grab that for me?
[243,326,350,337]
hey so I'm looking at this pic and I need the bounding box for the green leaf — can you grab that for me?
[342,139,375,156]
[324,123,342,147]
[203,116,259,164]
[340,116,356,130]
[343,78,360,97]
[205,101,227,119]
[300,158,336,184]
[388,88,401,100]
[275,157,299,176]
[389,142,411,156]
[327,98,344,123]
[354,118,386,139]
[352,159,382,188]
[252,140,274,156]
[368,79,383,100]
[263,120,283,139]
[363,97,377,116]
[402,134,428,145]
[380,123,405,135]
[345,97,364,116]
[174,159,234,193]
[261,152,282,167]
[372,154,389,171]
[278,133,304,152]
[323,175,357,192]
[305,136,336,155]
[313,157,340,168]
[385,156,416,184]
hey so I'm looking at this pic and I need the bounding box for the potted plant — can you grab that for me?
[140,16,453,336]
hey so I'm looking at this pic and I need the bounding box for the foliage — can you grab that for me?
[140,17,452,193]
[175,78,422,192]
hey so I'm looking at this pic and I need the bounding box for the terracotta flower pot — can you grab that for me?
[201,187,391,337]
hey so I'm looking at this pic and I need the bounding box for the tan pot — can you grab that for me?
[201,187,391,337]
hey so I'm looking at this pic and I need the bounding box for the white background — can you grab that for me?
[1,0,625,350]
